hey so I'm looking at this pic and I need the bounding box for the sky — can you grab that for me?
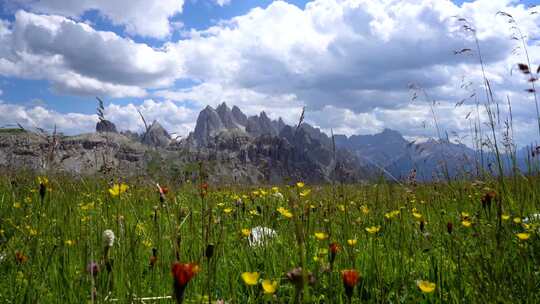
[0,0,539,147]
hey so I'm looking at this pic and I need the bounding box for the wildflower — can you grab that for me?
[384,210,400,219]
[38,176,48,201]
[171,262,199,303]
[277,207,293,218]
[109,183,128,196]
[249,210,259,216]
[347,239,357,246]
[513,217,522,224]
[65,240,75,246]
[296,182,305,188]
[248,226,277,247]
[314,232,328,240]
[272,186,280,193]
[341,269,360,299]
[13,202,21,209]
[461,220,472,228]
[286,267,316,288]
[149,248,158,268]
[102,229,115,248]
[273,192,284,200]
[261,279,278,294]
[241,229,251,237]
[365,226,381,234]
[205,243,215,259]
[329,242,340,268]
[416,280,436,293]
[86,261,100,277]
[15,251,28,264]
[501,214,510,221]
[299,189,311,197]
[360,205,370,214]
[461,212,470,218]
[223,208,233,214]
[516,233,530,241]
[241,272,260,286]
[412,212,423,221]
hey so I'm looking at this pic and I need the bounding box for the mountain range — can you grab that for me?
[0,102,535,183]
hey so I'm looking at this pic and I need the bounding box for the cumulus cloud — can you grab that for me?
[0,99,196,136]
[6,0,185,38]
[1,0,539,147]
[0,11,181,97]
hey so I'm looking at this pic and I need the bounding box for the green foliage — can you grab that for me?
[0,174,539,303]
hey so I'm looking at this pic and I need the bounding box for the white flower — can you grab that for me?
[248,226,277,247]
[273,192,284,200]
[102,229,115,248]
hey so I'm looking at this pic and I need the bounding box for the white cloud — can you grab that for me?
[7,0,185,38]
[1,0,539,147]
[215,0,232,7]
[0,99,196,136]
[0,11,182,97]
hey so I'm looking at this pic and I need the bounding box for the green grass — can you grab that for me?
[0,174,539,303]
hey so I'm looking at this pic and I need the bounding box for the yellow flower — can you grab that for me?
[365,226,381,234]
[109,183,129,196]
[13,202,21,209]
[461,212,470,218]
[272,186,280,193]
[461,220,472,228]
[361,205,370,215]
[384,210,400,219]
[296,182,305,188]
[277,207,293,219]
[299,189,311,197]
[501,214,510,221]
[142,239,153,248]
[216,202,225,207]
[261,279,278,294]
[338,205,346,212]
[223,208,233,214]
[412,212,423,220]
[314,232,328,240]
[241,272,260,286]
[416,280,436,293]
[29,228,38,236]
[24,197,32,204]
[249,210,259,216]
[65,240,75,246]
[513,217,522,224]
[241,228,251,237]
[347,239,358,246]
[37,176,49,186]
[516,233,530,241]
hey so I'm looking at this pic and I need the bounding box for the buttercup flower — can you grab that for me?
[241,272,260,286]
[261,279,278,294]
[416,280,436,293]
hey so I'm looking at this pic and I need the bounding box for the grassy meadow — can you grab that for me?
[0,172,539,303]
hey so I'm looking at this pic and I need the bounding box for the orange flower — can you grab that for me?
[341,269,360,298]
[171,262,199,287]
[15,251,28,264]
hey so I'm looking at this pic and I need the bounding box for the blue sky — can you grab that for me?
[0,0,539,146]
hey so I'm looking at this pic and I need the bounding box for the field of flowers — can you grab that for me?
[0,174,539,303]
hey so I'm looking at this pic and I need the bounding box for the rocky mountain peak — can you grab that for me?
[142,120,171,147]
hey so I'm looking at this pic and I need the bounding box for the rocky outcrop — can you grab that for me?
[96,120,118,133]
[142,121,171,148]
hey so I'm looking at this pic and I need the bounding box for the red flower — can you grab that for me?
[341,269,360,298]
[329,242,340,254]
[342,269,359,287]
[171,262,199,287]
